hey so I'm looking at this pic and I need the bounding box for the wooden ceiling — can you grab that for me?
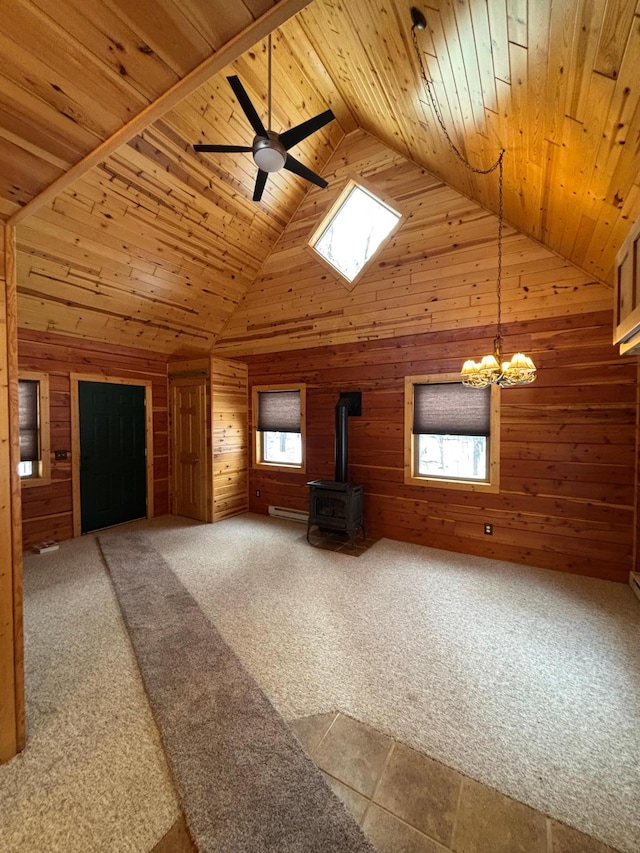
[5,0,640,354]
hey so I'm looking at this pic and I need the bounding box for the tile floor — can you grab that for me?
[289,712,621,853]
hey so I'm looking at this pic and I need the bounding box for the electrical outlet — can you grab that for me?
[256,489,261,498]
[54,450,68,461]
[484,523,493,535]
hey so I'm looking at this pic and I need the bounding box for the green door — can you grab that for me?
[79,381,147,534]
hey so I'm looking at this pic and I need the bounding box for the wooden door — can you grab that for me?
[78,381,147,534]
[171,379,208,521]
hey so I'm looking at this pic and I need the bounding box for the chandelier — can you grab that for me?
[410,8,536,389]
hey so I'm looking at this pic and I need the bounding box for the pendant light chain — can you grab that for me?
[410,26,503,177]
[496,153,503,343]
[410,9,536,388]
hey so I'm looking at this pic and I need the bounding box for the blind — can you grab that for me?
[413,382,490,436]
[257,390,301,433]
[19,379,40,462]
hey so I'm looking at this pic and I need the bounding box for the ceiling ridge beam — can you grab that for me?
[8,0,314,228]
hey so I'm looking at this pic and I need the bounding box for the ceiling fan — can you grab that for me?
[194,34,335,202]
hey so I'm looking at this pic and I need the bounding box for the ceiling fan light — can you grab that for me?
[253,133,287,172]
[253,146,286,172]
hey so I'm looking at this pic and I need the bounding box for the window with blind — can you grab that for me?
[253,385,306,469]
[404,374,499,492]
[18,373,51,484]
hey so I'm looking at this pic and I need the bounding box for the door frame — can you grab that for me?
[71,374,154,537]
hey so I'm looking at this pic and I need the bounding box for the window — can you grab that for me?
[404,373,499,492]
[253,385,305,470]
[309,181,401,287]
[18,372,51,486]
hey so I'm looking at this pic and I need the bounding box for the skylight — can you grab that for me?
[310,183,401,283]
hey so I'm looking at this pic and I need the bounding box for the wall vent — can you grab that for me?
[268,505,309,523]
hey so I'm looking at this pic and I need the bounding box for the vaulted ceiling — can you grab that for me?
[4,0,640,354]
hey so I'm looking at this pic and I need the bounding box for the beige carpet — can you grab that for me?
[134,513,640,853]
[0,535,179,853]
[1,513,638,853]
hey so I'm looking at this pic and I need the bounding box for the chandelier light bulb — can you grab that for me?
[460,346,537,388]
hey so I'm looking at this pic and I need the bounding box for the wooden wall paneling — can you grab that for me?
[0,137,64,218]
[210,358,249,521]
[593,0,637,79]
[421,11,477,201]
[0,3,148,130]
[0,223,24,762]
[18,330,169,549]
[506,0,528,48]
[1,0,640,293]
[13,9,353,355]
[469,0,499,116]
[242,309,636,583]
[584,22,640,214]
[167,356,248,523]
[278,18,358,133]
[8,0,314,226]
[28,0,181,101]
[486,0,510,84]
[557,75,617,265]
[0,73,97,164]
[440,1,486,137]
[214,131,613,357]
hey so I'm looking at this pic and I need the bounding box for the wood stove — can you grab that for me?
[307,393,365,548]
[307,480,365,547]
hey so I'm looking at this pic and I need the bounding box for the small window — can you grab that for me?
[404,374,499,492]
[309,181,401,286]
[18,373,51,486]
[253,385,306,471]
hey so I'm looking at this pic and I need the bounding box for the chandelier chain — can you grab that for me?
[410,26,503,176]
[411,20,506,339]
[496,153,503,340]
[411,10,535,388]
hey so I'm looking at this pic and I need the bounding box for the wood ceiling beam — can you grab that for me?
[8,0,314,227]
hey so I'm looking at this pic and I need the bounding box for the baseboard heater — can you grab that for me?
[268,505,309,523]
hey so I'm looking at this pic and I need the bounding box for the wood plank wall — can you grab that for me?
[215,131,613,357]
[17,329,170,550]
[211,358,249,522]
[245,309,637,583]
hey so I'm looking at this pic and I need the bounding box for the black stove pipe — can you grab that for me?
[335,397,350,483]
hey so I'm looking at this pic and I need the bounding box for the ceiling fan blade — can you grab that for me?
[283,154,328,189]
[253,169,268,202]
[227,75,267,137]
[194,144,252,153]
[279,109,335,150]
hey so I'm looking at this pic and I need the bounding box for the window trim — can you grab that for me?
[307,178,403,292]
[252,383,306,472]
[18,371,51,488]
[404,372,500,493]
